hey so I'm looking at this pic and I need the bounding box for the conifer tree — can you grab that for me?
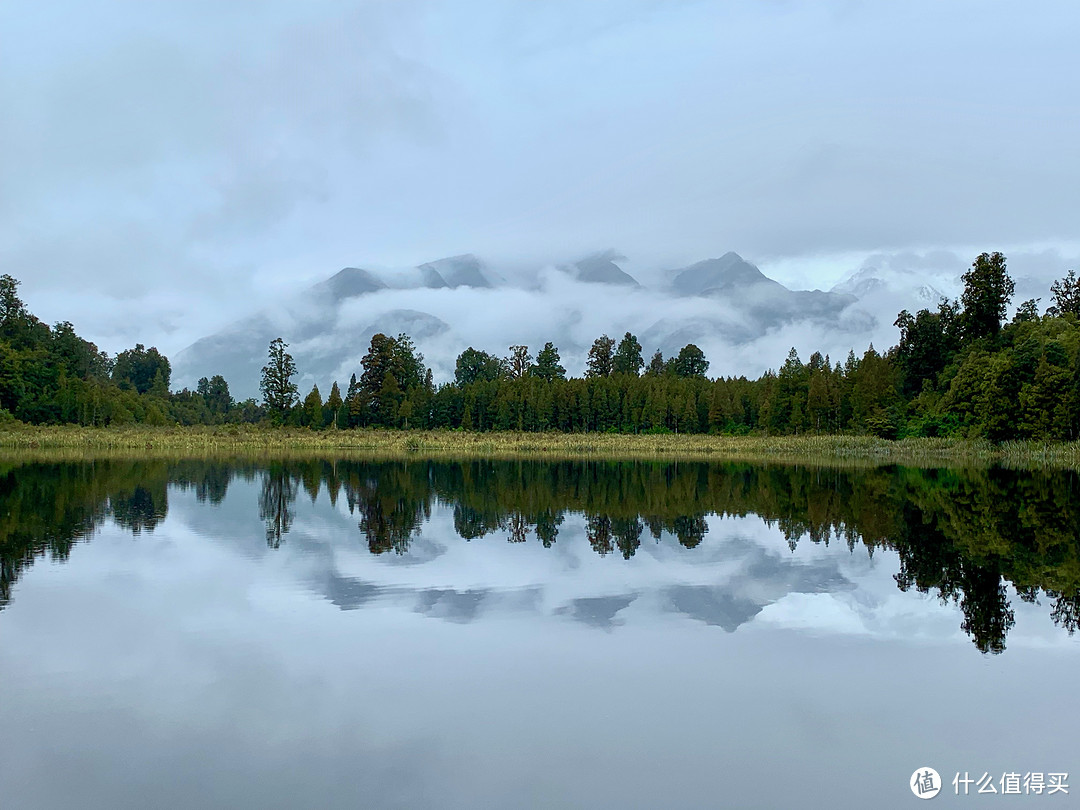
[961,251,1015,342]
[260,338,298,423]
[612,332,644,376]
[646,350,666,376]
[586,335,615,378]
[326,381,343,428]
[673,344,709,378]
[301,385,324,428]
[533,342,566,382]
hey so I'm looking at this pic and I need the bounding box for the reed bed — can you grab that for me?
[0,424,1075,468]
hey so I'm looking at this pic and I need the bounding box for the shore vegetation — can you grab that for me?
[3,424,1080,468]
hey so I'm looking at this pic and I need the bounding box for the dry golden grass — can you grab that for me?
[0,424,1077,468]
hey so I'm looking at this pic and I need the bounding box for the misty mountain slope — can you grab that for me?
[174,312,280,400]
[419,266,449,289]
[672,252,786,296]
[570,252,640,286]
[637,300,876,364]
[173,260,454,398]
[640,316,758,353]
[310,267,387,301]
[418,254,491,288]
[831,263,949,306]
[173,248,937,401]
[666,252,856,331]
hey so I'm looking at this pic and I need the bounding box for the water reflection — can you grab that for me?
[2,458,1080,653]
[259,464,297,549]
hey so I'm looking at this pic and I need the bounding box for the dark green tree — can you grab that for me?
[893,309,948,397]
[197,375,232,415]
[260,337,298,423]
[0,274,41,348]
[301,384,324,428]
[1048,270,1080,318]
[454,347,504,385]
[533,342,566,382]
[506,345,532,379]
[960,252,1014,341]
[359,334,400,425]
[612,332,644,376]
[852,345,900,437]
[646,350,666,376]
[673,344,709,378]
[51,321,111,380]
[1012,299,1041,323]
[113,344,171,394]
[586,334,615,378]
[325,381,343,428]
[391,333,426,391]
[360,334,396,398]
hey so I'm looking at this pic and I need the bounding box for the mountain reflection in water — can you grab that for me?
[2,458,1079,654]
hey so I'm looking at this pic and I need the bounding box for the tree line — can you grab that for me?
[3,252,1080,439]
[0,273,264,426]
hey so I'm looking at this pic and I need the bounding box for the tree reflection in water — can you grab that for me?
[259,463,297,549]
[2,457,1080,653]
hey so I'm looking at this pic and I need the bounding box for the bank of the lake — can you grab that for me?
[1,424,1078,468]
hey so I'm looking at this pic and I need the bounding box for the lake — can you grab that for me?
[1,457,1077,808]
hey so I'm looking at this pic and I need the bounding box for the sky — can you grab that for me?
[2,0,1079,363]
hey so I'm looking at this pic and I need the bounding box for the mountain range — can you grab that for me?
[172,251,930,399]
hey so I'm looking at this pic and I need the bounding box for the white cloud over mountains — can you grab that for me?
[172,248,1079,399]
[3,2,1078,372]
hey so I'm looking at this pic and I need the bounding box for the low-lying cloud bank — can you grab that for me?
[172,247,1079,400]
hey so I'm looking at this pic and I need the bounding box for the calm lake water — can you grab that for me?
[1,458,1078,809]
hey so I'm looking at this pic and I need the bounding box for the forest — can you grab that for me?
[3,252,1080,441]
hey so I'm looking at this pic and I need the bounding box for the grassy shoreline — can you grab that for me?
[0,424,1078,468]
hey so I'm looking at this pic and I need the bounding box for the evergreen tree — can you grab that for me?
[260,337,298,423]
[113,344,171,394]
[673,344,709,378]
[852,345,900,437]
[0,274,43,349]
[646,350,666,376]
[345,373,363,426]
[50,321,111,381]
[586,335,615,378]
[197,375,232,416]
[1048,270,1080,317]
[361,333,423,425]
[455,347,504,385]
[326,381,343,428]
[893,308,949,397]
[506,345,532,379]
[807,368,831,432]
[378,371,403,426]
[533,342,566,382]
[961,251,1015,342]
[612,332,644,376]
[301,384,324,428]
[360,334,397,406]
[1018,355,1070,439]
[392,333,426,390]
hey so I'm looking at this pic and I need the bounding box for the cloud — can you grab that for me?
[3,1,1079,362]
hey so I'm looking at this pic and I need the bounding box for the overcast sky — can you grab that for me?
[3,1,1079,357]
